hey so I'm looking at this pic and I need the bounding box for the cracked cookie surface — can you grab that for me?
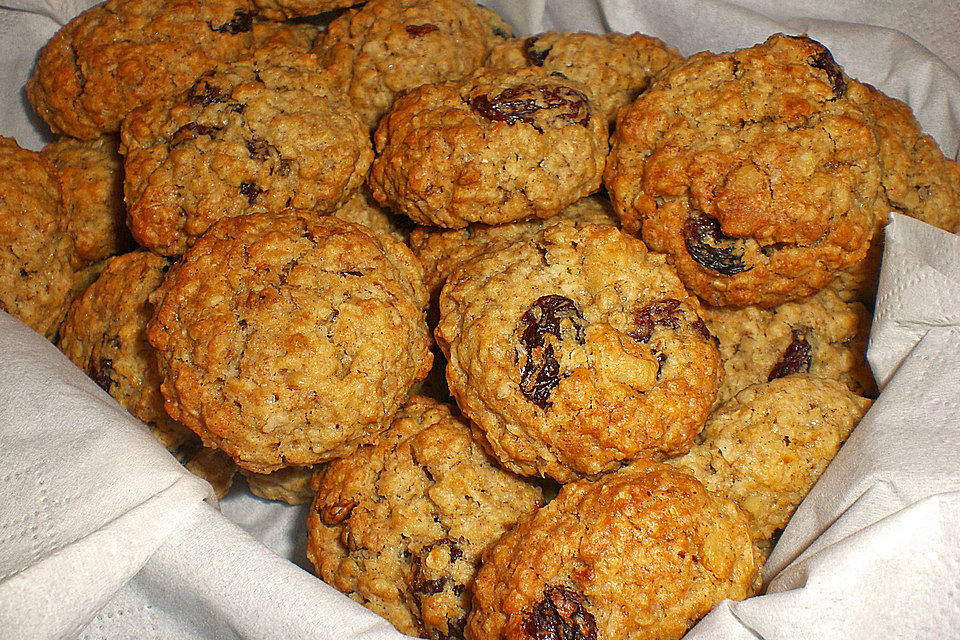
[436,223,721,482]
[27,0,256,139]
[466,460,759,640]
[307,395,542,639]
[122,53,372,256]
[605,33,884,307]
[147,213,431,473]
[369,67,608,229]
[58,251,236,497]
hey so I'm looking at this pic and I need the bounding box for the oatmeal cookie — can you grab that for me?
[147,213,432,473]
[436,223,721,482]
[41,135,134,267]
[0,137,76,340]
[251,17,321,51]
[242,465,318,504]
[26,0,256,140]
[122,54,372,256]
[314,0,510,129]
[669,375,870,555]
[58,251,236,497]
[466,460,759,640]
[369,67,608,229]
[307,395,543,640]
[485,31,680,128]
[702,287,875,405]
[605,33,884,307]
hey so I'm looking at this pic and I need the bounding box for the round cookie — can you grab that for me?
[313,0,511,129]
[26,0,257,140]
[701,287,876,405]
[668,375,871,556]
[122,53,372,256]
[485,30,681,128]
[58,251,236,497]
[41,135,134,267]
[0,137,76,340]
[466,460,760,640]
[307,395,543,640]
[368,67,608,229]
[242,465,319,504]
[147,213,432,473]
[436,223,722,482]
[605,33,884,307]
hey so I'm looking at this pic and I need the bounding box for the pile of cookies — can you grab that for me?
[2,0,959,638]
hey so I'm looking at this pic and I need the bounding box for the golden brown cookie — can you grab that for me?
[26,0,257,140]
[241,465,318,504]
[58,251,236,497]
[0,137,77,340]
[41,134,134,267]
[313,0,511,129]
[701,287,876,405]
[485,30,680,128]
[669,375,871,558]
[148,213,432,473]
[307,396,543,640]
[369,67,608,229]
[251,0,356,20]
[122,53,372,256]
[605,33,884,307]
[436,223,721,482]
[466,460,760,640]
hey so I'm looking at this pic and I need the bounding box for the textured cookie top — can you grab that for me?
[307,395,542,639]
[251,0,358,20]
[369,67,608,228]
[58,250,236,497]
[466,460,759,640]
[486,31,681,128]
[314,0,510,129]
[0,137,76,340]
[26,0,256,140]
[436,223,721,482]
[41,135,133,267]
[669,375,870,548]
[122,54,373,256]
[701,287,876,405]
[147,213,432,473]
[605,33,883,307]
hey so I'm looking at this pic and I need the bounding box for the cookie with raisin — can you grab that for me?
[26,0,257,140]
[307,395,543,640]
[467,460,759,640]
[122,53,372,256]
[605,33,885,307]
[313,0,510,129]
[58,251,236,497]
[485,30,680,128]
[668,375,871,559]
[147,213,432,473]
[41,135,134,267]
[701,287,876,405]
[436,223,721,482]
[369,67,608,229]
[0,137,77,340]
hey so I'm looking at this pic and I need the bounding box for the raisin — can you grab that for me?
[406,23,439,37]
[246,137,270,161]
[319,497,356,525]
[768,329,812,380]
[630,299,681,343]
[523,36,552,67]
[683,212,751,275]
[171,122,220,147]
[523,586,597,640]
[470,83,590,132]
[794,35,846,99]
[518,295,585,408]
[91,357,116,391]
[434,616,467,640]
[187,80,227,107]
[210,9,254,34]
[239,181,263,203]
[691,318,713,342]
